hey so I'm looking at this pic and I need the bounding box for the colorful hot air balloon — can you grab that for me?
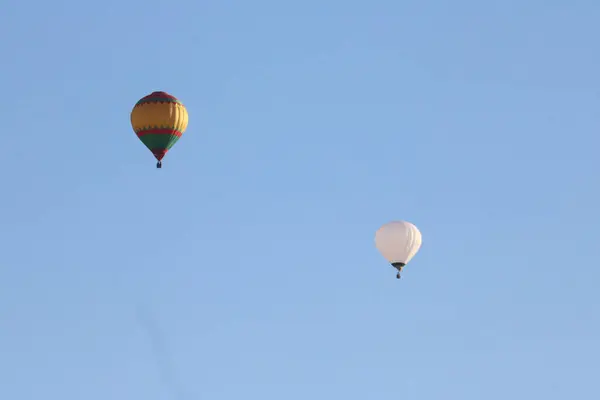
[375,221,422,279]
[130,91,189,168]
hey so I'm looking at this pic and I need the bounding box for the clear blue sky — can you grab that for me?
[1,0,599,398]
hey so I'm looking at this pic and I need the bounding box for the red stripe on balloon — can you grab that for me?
[136,129,183,137]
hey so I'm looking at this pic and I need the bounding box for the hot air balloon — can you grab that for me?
[130,91,189,168]
[375,221,422,279]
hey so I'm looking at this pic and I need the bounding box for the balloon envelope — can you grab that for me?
[130,91,189,163]
[375,221,422,265]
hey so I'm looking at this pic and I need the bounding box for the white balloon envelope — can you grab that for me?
[375,220,422,279]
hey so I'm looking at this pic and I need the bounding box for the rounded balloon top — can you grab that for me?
[375,220,422,265]
[135,91,183,107]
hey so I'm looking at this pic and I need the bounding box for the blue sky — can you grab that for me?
[1,0,599,398]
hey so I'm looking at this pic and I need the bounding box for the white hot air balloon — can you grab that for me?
[375,221,422,279]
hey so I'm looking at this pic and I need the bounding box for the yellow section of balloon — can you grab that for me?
[130,99,189,133]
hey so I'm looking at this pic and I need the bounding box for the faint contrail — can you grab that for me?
[135,305,186,400]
